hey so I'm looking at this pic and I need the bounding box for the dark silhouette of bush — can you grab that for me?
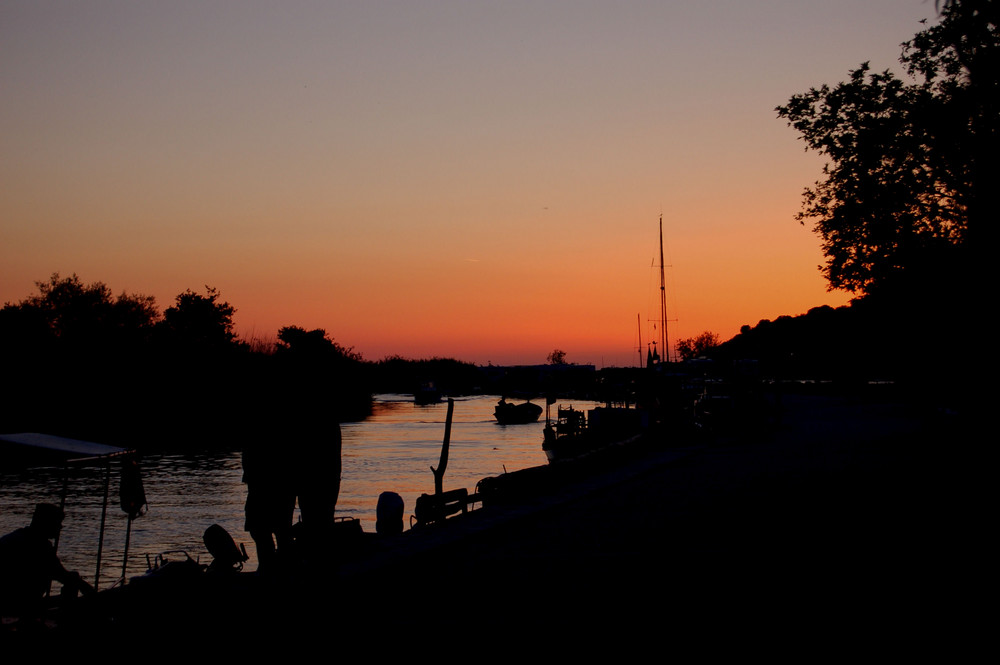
[1,273,159,353]
[0,274,163,440]
[276,326,362,362]
[269,326,371,423]
[371,356,483,396]
[156,286,240,353]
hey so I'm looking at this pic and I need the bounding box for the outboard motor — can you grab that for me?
[203,524,248,573]
[376,491,404,535]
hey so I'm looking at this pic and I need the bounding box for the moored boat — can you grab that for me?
[413,382,442,405]
[493,398,543,425]
[542,405,647,463]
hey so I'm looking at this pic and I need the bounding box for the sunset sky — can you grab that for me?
[1,1,938,366]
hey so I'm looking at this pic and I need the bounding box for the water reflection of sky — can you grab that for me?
[1,394,599,587]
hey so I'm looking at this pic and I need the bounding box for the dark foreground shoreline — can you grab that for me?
[20,393,972,653]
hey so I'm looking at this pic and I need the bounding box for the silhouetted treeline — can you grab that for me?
[479,363,600,399]
[369,356,483,396]
[1,274,623,450]
[765,2,988,413]
[709,291,967,407]
[0,274,370,449]
[369,357,609,400]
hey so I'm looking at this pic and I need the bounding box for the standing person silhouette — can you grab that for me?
[242,435,295,573]
[294,389,342,559]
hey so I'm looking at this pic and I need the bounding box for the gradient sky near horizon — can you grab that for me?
[2,1,938,366]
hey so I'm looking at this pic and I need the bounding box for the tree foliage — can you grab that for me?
[159,286,238,351]
[277,325,363,362]
[0,273,158,350]
[776,1,997,296]
[675,331,720,361]
[0,275,380,438]
[547,349,567,365]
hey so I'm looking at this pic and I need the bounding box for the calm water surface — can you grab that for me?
[0,394,599,588]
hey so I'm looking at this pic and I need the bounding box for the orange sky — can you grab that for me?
[2,2,937,366]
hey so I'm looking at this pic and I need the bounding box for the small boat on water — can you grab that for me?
[493,398,543,425]
[413,382,442,405]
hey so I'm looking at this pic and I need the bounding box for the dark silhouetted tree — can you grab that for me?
[158,286,238,351]
[277,325,363,362]
[269,325,368,422]
[776,1,996,296]
[547,349,567,365]
[676,331,720,361]
[0,272,158,351]
[0,274,160,438]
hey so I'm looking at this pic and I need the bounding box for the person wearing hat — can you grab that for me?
[0,503,95,619]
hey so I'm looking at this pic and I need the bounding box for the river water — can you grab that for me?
[0,394,600,589]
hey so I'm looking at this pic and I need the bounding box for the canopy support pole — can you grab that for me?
[93,459,112,591]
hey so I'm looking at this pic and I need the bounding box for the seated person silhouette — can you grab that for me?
[0,503,95,620]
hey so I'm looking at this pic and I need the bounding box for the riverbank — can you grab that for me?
[336,393,948,633]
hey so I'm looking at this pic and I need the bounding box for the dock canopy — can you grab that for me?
[0,432,134,466]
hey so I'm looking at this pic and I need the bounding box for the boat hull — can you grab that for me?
[493,401,543,425]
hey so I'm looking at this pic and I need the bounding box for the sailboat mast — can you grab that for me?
[659,215,669,363]
[637,312,643,368]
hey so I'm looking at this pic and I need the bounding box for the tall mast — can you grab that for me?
[637,312,643,368]
[659,215,669,363]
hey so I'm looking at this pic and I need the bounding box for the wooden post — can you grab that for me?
[431,398,454,496]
